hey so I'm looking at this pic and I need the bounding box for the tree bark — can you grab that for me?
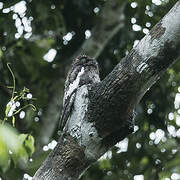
[33,1,180,179]
[37,0,127,146]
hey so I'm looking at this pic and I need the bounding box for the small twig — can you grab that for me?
[7,63,16,100]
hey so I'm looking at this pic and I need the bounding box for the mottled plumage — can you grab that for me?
[59,55,100,131]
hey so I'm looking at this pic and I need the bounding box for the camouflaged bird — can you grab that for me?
[59,55,100,131]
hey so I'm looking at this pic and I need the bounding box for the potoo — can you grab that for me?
[59,55,100,131]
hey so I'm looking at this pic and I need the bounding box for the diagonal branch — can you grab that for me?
[33,2,180,180]
[88,1,180,146]
[37,0,127,146]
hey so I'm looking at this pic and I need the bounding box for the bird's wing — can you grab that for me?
[59,91,76,131]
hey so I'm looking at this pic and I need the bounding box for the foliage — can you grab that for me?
[0,124,34,173]
[0,64,35,175]
[0,0,180,179]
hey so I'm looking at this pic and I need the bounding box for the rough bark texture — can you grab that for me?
[33,1,180,180]
[37,0,127,146]
[33,134,90,180]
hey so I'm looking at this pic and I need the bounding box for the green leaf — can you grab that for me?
[0,124,18,171]
[11,134,35,165]
[0,125,35,169]
[5,104,11,117]
[0,136,11,173]
[24,135,35,156]
[0,48,3,58]
[12,116,15,127]
[99,159,111,170]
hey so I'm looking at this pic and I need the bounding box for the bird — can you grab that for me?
[59,55,100,131]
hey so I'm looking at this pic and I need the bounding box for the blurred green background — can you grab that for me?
[0,0,180,179]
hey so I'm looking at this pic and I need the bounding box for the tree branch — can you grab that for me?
[88,1,180,144]
[37,0,127,146]
[33,1,180,179]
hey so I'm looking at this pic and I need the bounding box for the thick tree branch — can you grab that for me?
[89,1,180,143]
[33,1,180,179]
[38,0,126,146]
